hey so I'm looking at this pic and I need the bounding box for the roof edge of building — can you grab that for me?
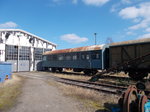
[0,29,57,46]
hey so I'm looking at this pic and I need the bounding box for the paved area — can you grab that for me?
[8,72,80,112]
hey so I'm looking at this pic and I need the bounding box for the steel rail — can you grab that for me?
[56,77,127,95]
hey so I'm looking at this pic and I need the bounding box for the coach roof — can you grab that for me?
[110,38,150,47]
[43,45,104,55]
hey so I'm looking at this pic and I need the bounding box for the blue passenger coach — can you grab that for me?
[42,45,108,75]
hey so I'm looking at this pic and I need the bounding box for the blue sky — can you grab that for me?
[0,0,150,49]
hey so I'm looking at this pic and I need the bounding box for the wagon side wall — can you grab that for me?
[42,50,103,70]
[109,43,150,70]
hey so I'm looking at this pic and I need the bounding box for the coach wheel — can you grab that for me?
[51,68,56,72]
[58,68,63,72]
[128,71,148,80]
[43,67,48,71]
[73,69,82,72]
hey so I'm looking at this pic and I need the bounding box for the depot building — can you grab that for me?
[0,29,56,72]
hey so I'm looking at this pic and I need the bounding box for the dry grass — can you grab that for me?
[98,78,134,86]
[47,79,118,112]
[0,75,24,111]
[53,72,134,86]
[53,73,90,81]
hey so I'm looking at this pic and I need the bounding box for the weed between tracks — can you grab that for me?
[0,75,24,111]
[53,72,135,86]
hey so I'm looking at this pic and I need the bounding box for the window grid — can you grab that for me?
[6,45,30,60]
[19,46,30,60]
[6,45,18,60]
[34,48,43,60]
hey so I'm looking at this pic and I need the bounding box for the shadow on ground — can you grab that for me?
[95,103,120,112]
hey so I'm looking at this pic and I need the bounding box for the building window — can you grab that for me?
[6,45,18,60]
[6,45,30,60]
[19,46,30,60]
[44,49,52,52]
[34,48,43,60]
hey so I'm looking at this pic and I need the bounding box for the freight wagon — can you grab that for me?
[109,38,150,80]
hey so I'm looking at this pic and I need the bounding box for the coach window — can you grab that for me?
[58,55,63,60]
[96,53,100,59]
[66,55,71,60]
[81,54,85,60]
[86,54,90,60]
[47,55,52,61]
[92,52,100,59]
[53,55,57,60]
[73,55,77,60]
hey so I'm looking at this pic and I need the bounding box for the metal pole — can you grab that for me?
[17,35,20,72]
[94,33,97,45]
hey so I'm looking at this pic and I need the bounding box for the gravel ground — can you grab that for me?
[8,72,81,112]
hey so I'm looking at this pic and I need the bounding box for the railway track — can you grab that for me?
[18,72,128,95]
[56,77,127,95]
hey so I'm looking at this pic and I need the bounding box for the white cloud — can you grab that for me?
[119,7,139,19]
[129,18,150,30]
[110,0,142,13]
[146,28,150,32]
[119,2,150,20]
[82,0,110,6]
[138,33,150,39]
[72,0,78,4]
[119,2,150,31]
[60,34,88,44]
[0,21,18,28]
[126,31,135,35]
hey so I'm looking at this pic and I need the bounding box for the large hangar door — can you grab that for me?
[6,45,30,72]
[34,48,43,71]
[5,45,18,72]
[19,46,30,71]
